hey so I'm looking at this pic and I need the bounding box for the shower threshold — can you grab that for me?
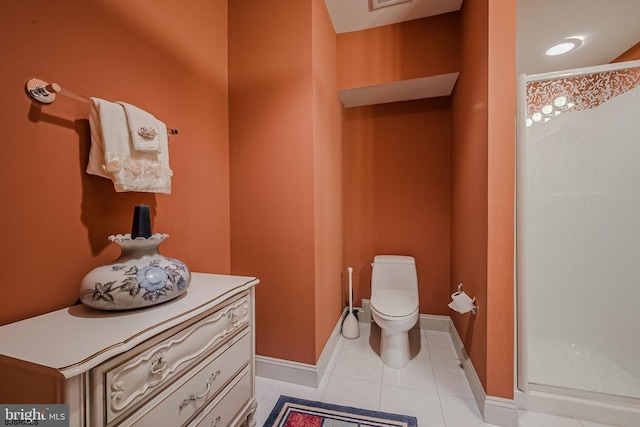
[528,336,640,400]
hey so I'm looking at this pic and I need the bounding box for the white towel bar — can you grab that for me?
[24,78,179,136]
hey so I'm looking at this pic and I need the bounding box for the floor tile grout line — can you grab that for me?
[318,371,330,403]
[378,371,384,411]
[424,329,450,426]
[256,377,276,402]
[425,329,444,397]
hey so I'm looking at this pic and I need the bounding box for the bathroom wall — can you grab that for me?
[340,0,517,400]
[450,0,489,394]
[229,0,343,365]
[337,13,461,90]
[338,11,460,315]
[311,0,345,360]
[450,0,516,399]
[0,0,230,327]
[343,98,452,315]
[485,0,516,399]
[614,41,640,62]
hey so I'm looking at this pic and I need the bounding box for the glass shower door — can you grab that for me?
[517,60,640,400]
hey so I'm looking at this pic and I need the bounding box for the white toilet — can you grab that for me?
[370,255,419,368]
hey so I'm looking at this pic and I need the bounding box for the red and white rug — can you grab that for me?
[263,395,418,427]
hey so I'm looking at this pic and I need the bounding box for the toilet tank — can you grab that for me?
[371,255,418,294]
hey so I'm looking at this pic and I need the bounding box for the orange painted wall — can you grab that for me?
[312,0,344,361]
[229,0,342,365]
[337,3,459,317]
[343,98,451,315]
[450,0,489,390]
[614,41,640,62]
[0,0,230,327]
[485,0,516,399]
[337,13,461,90]
[450,0,516,399]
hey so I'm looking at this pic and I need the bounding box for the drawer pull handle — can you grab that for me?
[210,416,221,427]
[179,370,221,409]
[150,352,167,375]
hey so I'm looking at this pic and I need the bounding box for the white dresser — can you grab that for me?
[0,272,259,427]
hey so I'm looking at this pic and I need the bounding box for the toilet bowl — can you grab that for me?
[370,255,419,369]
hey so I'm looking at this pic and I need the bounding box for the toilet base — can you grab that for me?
[380,329,410,369]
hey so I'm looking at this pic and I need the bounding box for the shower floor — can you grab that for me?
[528,336,640,400]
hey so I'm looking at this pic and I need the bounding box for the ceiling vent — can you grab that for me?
[370,0,413,11]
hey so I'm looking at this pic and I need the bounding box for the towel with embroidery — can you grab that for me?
[117,101,162,153]
[87,97,172,194]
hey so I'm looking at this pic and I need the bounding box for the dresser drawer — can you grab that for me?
[97,294,250,425]
[126,333,250,426]
[190,369,251,427]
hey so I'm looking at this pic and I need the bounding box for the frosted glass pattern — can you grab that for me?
[524,67,640,127]
[520,65,640,399]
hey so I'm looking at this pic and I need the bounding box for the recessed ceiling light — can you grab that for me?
[545,38,582,56]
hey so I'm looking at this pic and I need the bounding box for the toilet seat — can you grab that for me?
[371,289,418,318]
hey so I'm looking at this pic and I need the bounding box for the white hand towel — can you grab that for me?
[87,97,128,181]
[87,97,172,194]
[117,101,162,153]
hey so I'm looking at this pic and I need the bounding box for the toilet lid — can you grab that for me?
[371,290,418,317]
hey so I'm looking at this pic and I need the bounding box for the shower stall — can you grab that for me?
[516,60,640,426]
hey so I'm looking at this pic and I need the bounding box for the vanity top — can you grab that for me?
[0,272,258,378]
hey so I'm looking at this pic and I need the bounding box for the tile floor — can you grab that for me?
[254,322,620,427]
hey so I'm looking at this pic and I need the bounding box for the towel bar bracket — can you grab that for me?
[25,78,60,104]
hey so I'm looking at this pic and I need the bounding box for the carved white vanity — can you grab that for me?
[0,272,259,427]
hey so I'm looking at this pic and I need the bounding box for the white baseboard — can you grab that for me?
[419,313,450,331]
[361,299,371,324]
[255,308,345,388]
[449,318,519,427]
[483,396,520,427]
[254,355,318,388]
[515,388,640,427]
[316,311,344,382]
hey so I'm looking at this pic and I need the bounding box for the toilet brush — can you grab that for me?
[342,267,360,339]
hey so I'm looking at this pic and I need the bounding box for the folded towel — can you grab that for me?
[87,97,172,194]
[117,101,162,153]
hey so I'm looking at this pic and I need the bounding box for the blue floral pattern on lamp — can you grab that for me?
[79,233,191,310]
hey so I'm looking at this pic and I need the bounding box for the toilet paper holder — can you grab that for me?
[451,283,477,315]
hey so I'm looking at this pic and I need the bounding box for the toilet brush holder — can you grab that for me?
[342,267,360,339]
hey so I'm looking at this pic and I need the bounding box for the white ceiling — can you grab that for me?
[325,0,640,106]
[517,0,640,76]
